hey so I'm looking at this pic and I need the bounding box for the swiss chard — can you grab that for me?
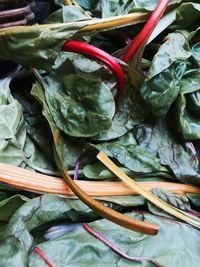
[0,1,200,265]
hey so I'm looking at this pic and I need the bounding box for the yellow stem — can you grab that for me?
[0,12,148,34]
[97,152,200,229]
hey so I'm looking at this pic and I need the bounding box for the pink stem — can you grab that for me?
[32,247,56,267]
[121,0,170,63]
[83,223,163,267]
[74,159,80,180]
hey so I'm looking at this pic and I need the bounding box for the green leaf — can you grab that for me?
[46,5,91,23]
[180,71,200,95]
[99,0,183,18]
[0,194,132,266]
[0,12,148,71]
[147,32,191,79]
[83,162,135,179]
[148,188,191,219]
[92,132,162,173]
[141,61,187,117]
[0,194,29,222]
[176,2,200,28]
[0,79,54,172]
[175,94,200,140]
[96,195,146,207]
[187,90,200,115]
[134,119,200,184]
[0,23,80,70]
[187,193,200,207]
[11,74,55,166]
[28,211,200,267]
[44,74,115,137]
[94,66,149,141]
[32,81,86,169]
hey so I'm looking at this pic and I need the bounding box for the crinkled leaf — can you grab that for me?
[147,32,191,79]
[94,66,149,141]
[180,71,200,94]
[44,74,115,137]
[141,61,187,117]
[99,0,182,17]
[0,80,54,172]
[92,132,162,173]
[0,194,133,267]
[28,211,200,267]
[175,94,200,140]
[134,119,200,184]
[32,81,85,169]
[148,188,191,219]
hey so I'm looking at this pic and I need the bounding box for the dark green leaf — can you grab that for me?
[147,32,191,79]
[94,66,149,141]
[148,188,191,219]
[0,194,29,222]
[83,162,135,179]
[32,81,85,169]
[175,94,200,140]
[92,132,162,173]
[44,74,115,137]
[141,61,187,117]
[187,193,200,207]
[134,119,200,184]
[176,2,200,28]
[187,90,200,115]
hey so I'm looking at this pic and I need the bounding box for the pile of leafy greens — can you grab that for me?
[0,0,200,266]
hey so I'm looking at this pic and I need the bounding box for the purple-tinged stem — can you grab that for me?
[83,223,163,267]
[74,159,80,180]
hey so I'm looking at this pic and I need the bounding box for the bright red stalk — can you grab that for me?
[63,41,125,96]
[121,0,170,63]
[32,247,56,267]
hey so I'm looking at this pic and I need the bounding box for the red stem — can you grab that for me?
[62,41,125,96]
[83,223,163,267]
[32,247,56,267]
[121,0,170,63]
